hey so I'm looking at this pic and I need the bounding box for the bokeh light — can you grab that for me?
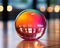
[40,6,46,12]
[0,5,4,12]
[54,5,60,13]
[47,6,53,12]
[7,5,13,12]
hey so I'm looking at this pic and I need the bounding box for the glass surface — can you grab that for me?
[15,9,46,39]
[6,19,60,48]
[0,19,60,48]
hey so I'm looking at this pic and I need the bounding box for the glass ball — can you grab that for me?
[15,9,46,40]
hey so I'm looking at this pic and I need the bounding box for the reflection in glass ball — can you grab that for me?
[17,40,45,48]
[15,9,46,40]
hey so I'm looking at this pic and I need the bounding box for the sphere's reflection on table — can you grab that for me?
[17,40,45,48]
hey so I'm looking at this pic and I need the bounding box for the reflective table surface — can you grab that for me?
[0,19,60,48]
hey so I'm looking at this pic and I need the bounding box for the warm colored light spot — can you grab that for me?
[0,5,4,12]
[47,6,53,12]
[7,5,13,12]
[40,6,46,12]
[54,5,60,13]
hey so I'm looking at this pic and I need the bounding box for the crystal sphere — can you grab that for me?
[15,9,46,40]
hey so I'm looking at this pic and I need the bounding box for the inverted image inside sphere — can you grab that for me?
[15,9,46,40]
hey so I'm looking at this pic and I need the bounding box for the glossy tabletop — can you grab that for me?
[0,19,60,48]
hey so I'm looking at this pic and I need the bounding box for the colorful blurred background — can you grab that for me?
[0,0,60,48]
